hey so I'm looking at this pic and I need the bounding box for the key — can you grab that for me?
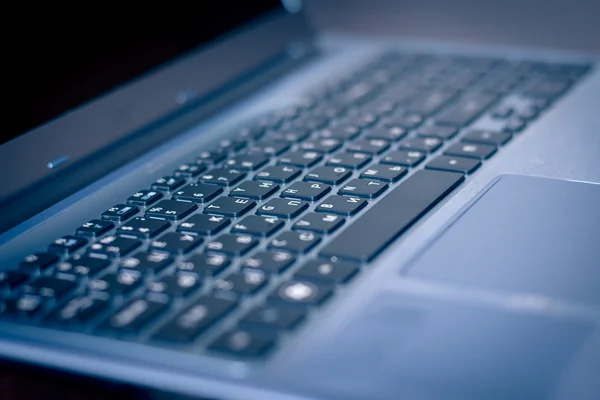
[255,165,301,183]
[293,213,345,234]
[435,92,497,126]
[150,232,203,254]
[503,117,527,133]
[204,197,256,218]
[174,162,206,178]
[152,296,236,342]
[149,274,201,297]
[426,155,481,174]
[266,128,311,143]
[317,125,361,141]
[230,181,279,200]
[281,181,331,201]
[102,204,139,221]
[360,164,407,182]
[278,151,322,168]
[178,253,231,276]
[117,217,170,238]
[316,195,367,216]
[269,231,321,253]
[46,297,107,324]
[0,271,29,291]
[197,150,226,164]
[200,168,246,186]
[24,277,76,299]
[177,214,230,235]
[242,251,295,274]
[268,280,333,307]
[225,154,269,171]
[338,179,388,198]
[20,252,59,272]
[300,138,342,153]
[173,183,223,203]
[98,298,167,333]
[240,305,306,331]
[126,190,163,207]
[347,139,390,155]
[55,255,110,277]
[364,126,407,142]
[120,251,173,274]
[304,166,351,185]
[320,170,464,262]
[214,270,268,295]
[295,259,359,284]
[384,111,423,129]
[89,271,142,295]
[231,215,284,237]
[406,89,458,115]
[205,234,258,256]
[462,130,512,146]
[444,142,496,159]
[417,125,459,140]
[88,236,141,259]
[218,138,247,152]
[381,150,426,167]
[76,219,114,238]
[248,140,290,156]
[146,200,197,220]
[257,198,309,219]
[209,329,275,357]
[49,235,87,255]
[399,136,442,153]
[151,176,185,192]
[326,152,371,169]
[4,295,43,316]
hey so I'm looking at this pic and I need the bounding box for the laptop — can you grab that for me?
[1,1,599,399]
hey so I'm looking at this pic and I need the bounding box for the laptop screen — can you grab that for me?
[6,0,281,145]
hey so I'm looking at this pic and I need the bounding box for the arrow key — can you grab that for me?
[150,232,204,254]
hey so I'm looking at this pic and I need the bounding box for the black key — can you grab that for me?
[248,140,290,156]
[88,271,142,295]
[269,231,321,254]
[300,138,342,153]
[24,277,76,299]
[268,280,333,307]
[88,236,141,259]
[146,200,197,220]
[117,217,170,238]
[462,130,512,146]
[177,214,230,235]
[20,252,59,272]
[326,152,371,169]
[304,166,352,185]
[150,232,203,254]
[417,125,459,140]
[214,269,268,295]
[49,235,87,255]
[281,181,331,201]
[204,197,255,218]
[230,181,279,200]
[174,162,206,178]
[426,155,481,174]
[98,298,167,333]
[242,251,295,274]
[278,151,323,168]
[76,219,114,238]
[120,251,173,274]
[240,305,305,331]
[267,128,311,143]
[364,126,407,142]
[444,142,496,159]
[0,271,29,291]
[232,215,284,237]
[360,164,407,182]
[316,195,367,216]
[339,179,388,198]
[435,92,497,126]
[178,253,231,276]
[384,111,424,129]
[491,105,513,119]
[255,165,301,183]
[4,295,43,316]
[320,170,464,262]
[398,136,442,153]
[503,117,527,133]
[347,139,390,155]
[151,176,185,192]
[406,89,457,115]
[153,296,236,342]
[317,125,360,141]
[149,274,201,297]
[55,255,110,277]
[293,213,345,234]
[209,329,275,357]
[257,198,309,219]
[126,190,163,207]
[382,150,426,167]
[102,204,139,221]
[197,150,226,164]
[173,183,223,203]
[46,297,107,324]
[200,168,246,187]
[295,259,359,284]
[225,154,269,171]
[205,234,258,256]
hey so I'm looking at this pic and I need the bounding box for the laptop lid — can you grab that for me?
[0,0,313,233]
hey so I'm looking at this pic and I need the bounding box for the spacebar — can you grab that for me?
[320,170,464,262]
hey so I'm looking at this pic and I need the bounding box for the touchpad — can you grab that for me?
[406,174,600,307]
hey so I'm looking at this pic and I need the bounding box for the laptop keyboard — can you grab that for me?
[0,51,592,358]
